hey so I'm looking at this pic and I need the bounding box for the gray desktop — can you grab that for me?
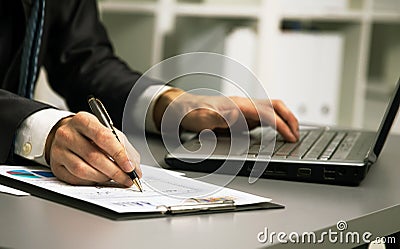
[0,132,399,249]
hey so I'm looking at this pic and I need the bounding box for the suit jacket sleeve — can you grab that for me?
[0,90,51,163]
[0,0,161,164]
[43,0,161,129]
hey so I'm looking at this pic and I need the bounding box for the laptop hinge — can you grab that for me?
[367,149,377,164]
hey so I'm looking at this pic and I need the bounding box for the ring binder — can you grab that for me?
[157,200,236,214]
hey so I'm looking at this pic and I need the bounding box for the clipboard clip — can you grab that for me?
[157,200,236,214]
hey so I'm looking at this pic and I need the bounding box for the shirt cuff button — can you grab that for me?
[22,142,32,156]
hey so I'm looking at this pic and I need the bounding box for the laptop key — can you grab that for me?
[248,144,261,154]
[331,132,361,160]
[274,143,298,157]
[276,130,308,142]
[303,131,336,160]
[274,130,312,158]
[319,132,346,160]
[272,141,285,153]
[287,130,322,159]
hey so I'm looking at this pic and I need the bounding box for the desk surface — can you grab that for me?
[1,134,399,249]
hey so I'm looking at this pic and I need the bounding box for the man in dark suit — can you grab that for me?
[0,0,299,187]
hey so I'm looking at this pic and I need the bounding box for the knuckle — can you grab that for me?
[54,125,70,142]
[94,128,109,142]
[69,162,87,179]
[110,169,123,180]
[72,112,85,125]
[72,112,93,129]
[112,147,127,162]
[74,111,89,122]
[85,149,99,164]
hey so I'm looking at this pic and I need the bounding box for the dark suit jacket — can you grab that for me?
[0,0,156,163]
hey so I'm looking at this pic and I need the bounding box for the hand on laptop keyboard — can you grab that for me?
[154,89,300,142]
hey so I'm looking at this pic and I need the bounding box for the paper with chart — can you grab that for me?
[0,165,271,213]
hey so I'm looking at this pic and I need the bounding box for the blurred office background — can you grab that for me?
[35,0,400,134]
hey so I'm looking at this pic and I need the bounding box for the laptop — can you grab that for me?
[165,79,400,186]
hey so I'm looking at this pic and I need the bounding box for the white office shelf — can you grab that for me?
[174,3,260,19]
[97,0,400,129]
[99,1,157,14]
[372,12,400,23]
[366,82,393,97]
[281,10,364,22]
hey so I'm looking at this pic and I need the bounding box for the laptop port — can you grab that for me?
[323,168,336,180]
[274,166,288,175]
[264,166,288,176]
[297,168,312,177]
[264,167,274,175]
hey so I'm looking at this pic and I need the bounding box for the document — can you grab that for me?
[0,165,271,214]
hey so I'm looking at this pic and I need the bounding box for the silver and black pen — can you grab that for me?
[87,95,143,192]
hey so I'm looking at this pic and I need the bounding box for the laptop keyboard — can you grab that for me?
[251,129,360,161]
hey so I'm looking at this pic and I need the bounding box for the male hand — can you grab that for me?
[154,89,299,142]
[45,112,141,186]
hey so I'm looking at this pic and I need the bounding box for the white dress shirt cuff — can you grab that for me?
[14,109,74,166]
[132,85,172,133]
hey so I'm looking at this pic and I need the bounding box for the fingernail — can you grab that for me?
[290,133,297,142]
[125,160,135,172]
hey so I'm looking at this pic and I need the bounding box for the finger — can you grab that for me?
[272,101,300,139]
[50,130,111,184]
[51,164,96,186]
[68,132,133,187]
[275,115,298,142]
[117,131,142,178]
[71,112,134,173]
[52,165,97,186]
[56,146,111,183]
[50,150,102,186]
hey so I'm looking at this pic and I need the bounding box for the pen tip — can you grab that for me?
[133,178,143,192]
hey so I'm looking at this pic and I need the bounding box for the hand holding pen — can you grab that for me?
[88,96,143,191]
[45,102,142,189]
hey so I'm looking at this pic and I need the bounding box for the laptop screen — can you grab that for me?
[371,78,400,159]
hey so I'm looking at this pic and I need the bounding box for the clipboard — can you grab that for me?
[0,165,284,220]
